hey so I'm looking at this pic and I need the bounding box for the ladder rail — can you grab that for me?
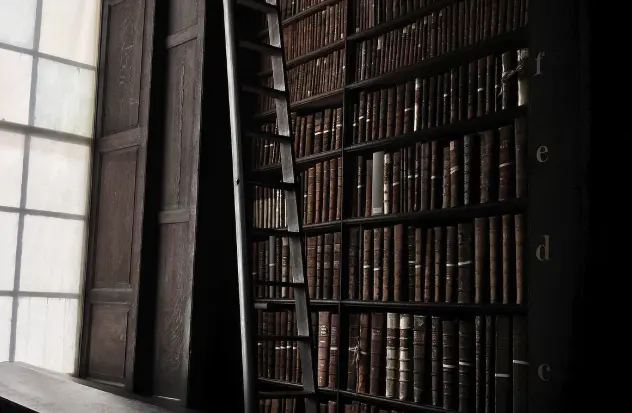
[221,1,258,412]
[265,0,319,401]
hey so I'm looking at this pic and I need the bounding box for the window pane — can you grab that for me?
[0,49,32,125]
[0,212,19,291]
[0,131,24,208]
[20,216,85,294]
[39,0,101,65]
[15,297,79,373]
[0,297,12,362]
[0,0,37,49]
[26,138,90,215]
[34,59,96,137]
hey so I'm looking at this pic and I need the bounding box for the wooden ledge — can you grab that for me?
[0,362,199,413]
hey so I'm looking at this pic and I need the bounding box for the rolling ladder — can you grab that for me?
[221,1,318,413]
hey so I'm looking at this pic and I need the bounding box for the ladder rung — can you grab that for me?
[239,40,282,56]
[251,228,300,239]
[258,334,310,342]
[258,390,314,399]
[245,130,292,144]
[236,0,277,15]
[242,85,286,100]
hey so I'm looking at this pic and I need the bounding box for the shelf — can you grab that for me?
[254,89,344,120]
[338,390,452,413]
[341,300,526,315]
[347,0,460,44]
[259,40,346,76]
[345,106,526,156]
[347,27,528,92]
[254,298,340,310]
[258,377,339,397]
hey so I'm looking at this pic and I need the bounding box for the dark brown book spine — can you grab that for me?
[357,313,371,393]
[369,313,385,395]
[413,315,427,403]
[347,314,360,390]
[386,313,399,398]
[328,313,340,389]
[442,320,457,410]
[458,222,474,304]
[318,312,331,387]
[431,316,442,406]
[398,314,413,401]
[459,319,475,413]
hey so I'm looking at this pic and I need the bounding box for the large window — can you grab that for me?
[0,0,100,373]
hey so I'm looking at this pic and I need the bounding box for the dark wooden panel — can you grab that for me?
[87,306,129,380]
[81,0,156,391]
[153,223,189,399]
[102,0,144,136]
[161,41,197,208]
[168,0,198,34]
[93,147,138,287]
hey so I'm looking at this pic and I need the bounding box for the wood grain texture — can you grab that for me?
[0,362,201,413]
[81,0,156,390]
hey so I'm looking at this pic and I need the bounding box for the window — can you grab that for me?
[0,0,101,373]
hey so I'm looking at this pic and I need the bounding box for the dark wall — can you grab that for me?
[186,2,244,412]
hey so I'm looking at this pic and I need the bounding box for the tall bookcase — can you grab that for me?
[246,0,589,412]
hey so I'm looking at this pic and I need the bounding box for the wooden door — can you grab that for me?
[151,0,206,404]
[80,0,156,389]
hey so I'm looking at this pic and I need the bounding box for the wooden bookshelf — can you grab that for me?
[245,0,589,412]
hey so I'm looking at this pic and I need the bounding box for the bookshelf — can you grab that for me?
[244,0,588,412]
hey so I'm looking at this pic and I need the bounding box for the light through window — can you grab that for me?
[0,0,101,374]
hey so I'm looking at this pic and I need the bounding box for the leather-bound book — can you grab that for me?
[430,142,440,210]
[393,225,404,301]
[382,226,391,301]
[357,313,372,393]
[347,314,360,391]
[323,160,330,222]
[489,216,500,304]
[413,315,428,403]
[386,313,399,398]
[328,401,337,413]
[280,310,288,379]
[349,228,360,300]
[515,214,524,304]
[501,52,518,109]
[424,229,434,303]
[459,319,475,413]
[365,159,373,217]
[475,315,483,413]
[257,310,263,376]
[369,313,385,396]
[285,311,293,382]
[414,228,423,302]
[364,229,374,300]
[281,238,289,298]
[514,116,527,198]
[399,314,413,401]
[442,319,457,409]
[433,227,444,302]
[431,316,442,406]
[442,145,451,208]
[420,142,430,211]
[316,235,323,298]
[318,312,331,387]
[450,139,462,207]
[333,232,341,300]
[408,227,416,300]
[328,313,340,388]
[498,124,515,201]
[512,316,528,413]
[480,130,495,203]
[494,316,511,413]
[324,233,333,299]
[307,236,317,298]
[307,167,315,224]
[476,58,486,118]
[329,159,338,221]
[458,222,474,303]
[446,225,458,302]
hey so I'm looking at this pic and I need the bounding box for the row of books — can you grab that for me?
[354,0,527,81]
[252,118,525,231]
[253,211,524,305]
[257,310,527,412]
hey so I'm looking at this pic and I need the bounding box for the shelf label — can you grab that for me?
[536,235,550,261]
[538,364,551,381]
